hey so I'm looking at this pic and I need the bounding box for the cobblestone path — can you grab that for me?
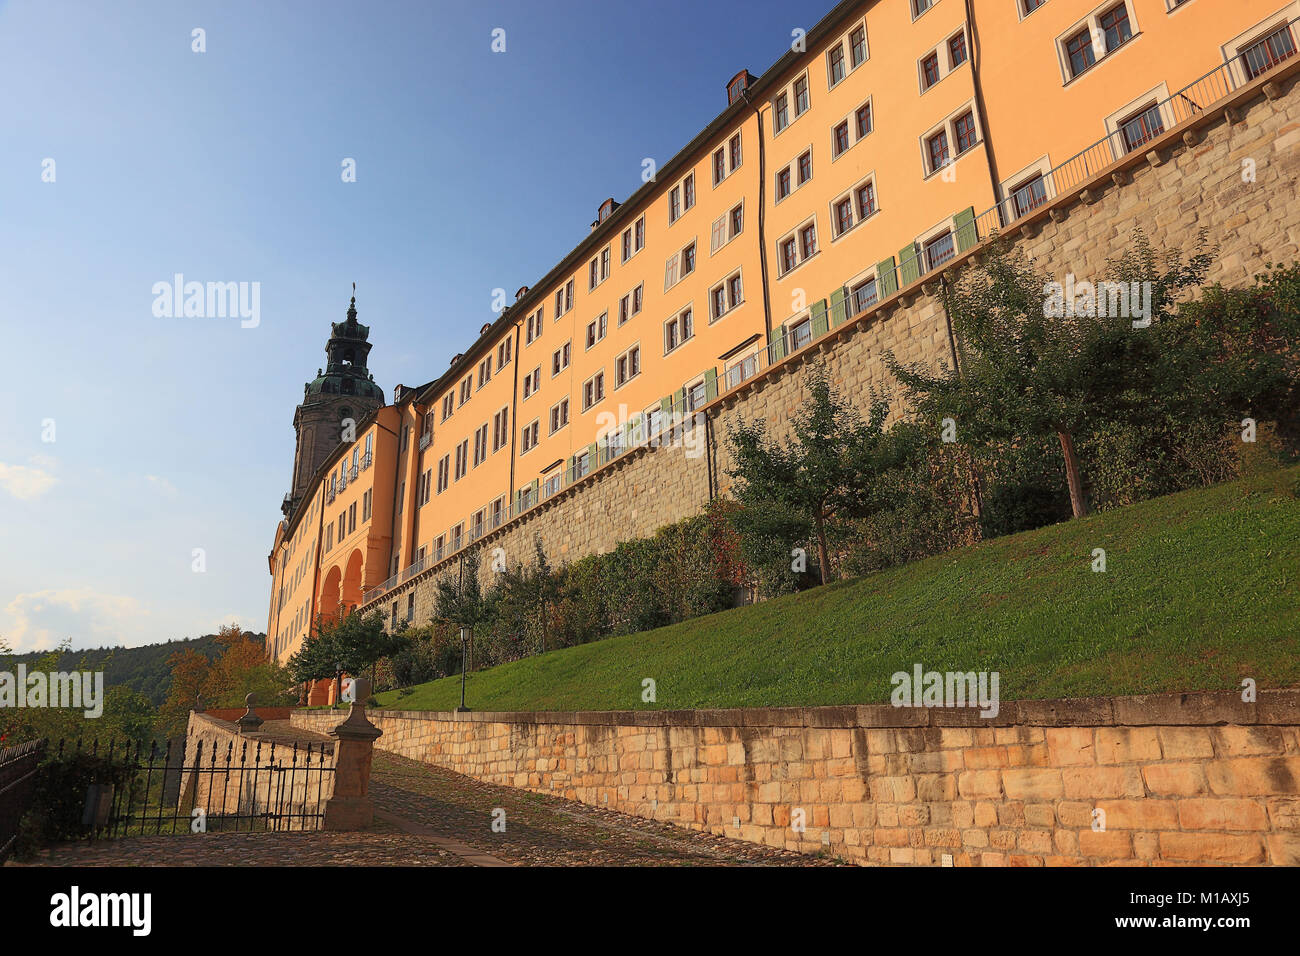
[10,750,843,867]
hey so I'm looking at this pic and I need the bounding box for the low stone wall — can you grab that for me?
[292,691,1300,865]
[203,706,296,723]
[182,713,334,829]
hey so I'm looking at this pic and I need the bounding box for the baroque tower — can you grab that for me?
[283,292,384,516]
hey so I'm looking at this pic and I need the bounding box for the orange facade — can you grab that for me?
[268,0,1300,663]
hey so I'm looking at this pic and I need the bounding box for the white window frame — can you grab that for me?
[664,305,694,355]
[615,343,642,389]
[830,172,878,241]
[775,216,819,279]
[920,102,983,178]
[1055,1,1141,86]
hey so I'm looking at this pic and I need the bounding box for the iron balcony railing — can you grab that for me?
[360,451,372,470]
[419,432,431,450]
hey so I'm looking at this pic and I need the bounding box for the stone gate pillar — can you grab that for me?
[323,678,383,830]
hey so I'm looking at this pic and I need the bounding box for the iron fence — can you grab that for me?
[45,736,333,839]
[0,739,46,863]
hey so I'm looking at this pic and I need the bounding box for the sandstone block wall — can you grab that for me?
[293,691,1300,866]
[361,66,1300,619]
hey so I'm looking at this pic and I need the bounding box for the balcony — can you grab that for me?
[349,464,359,481]
[419,432,431,450]
[361,451,372,470]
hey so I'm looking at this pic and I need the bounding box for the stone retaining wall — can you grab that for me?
[292,691,1300,865]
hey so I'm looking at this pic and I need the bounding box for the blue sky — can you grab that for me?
[0,0,830,652]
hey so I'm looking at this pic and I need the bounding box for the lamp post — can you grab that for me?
[334,660,342,709]
[456,625,471,712]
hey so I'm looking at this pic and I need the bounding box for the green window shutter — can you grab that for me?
[810,298,829,337]
[954,206,978,252]
[659,396,673,418]
[830,285,850,326]
[587,442,598,472]
[877,257,898,297]
[704,367,718,402]
[899,244,921,287]
[770,330,787,363]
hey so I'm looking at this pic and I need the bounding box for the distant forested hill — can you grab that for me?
[0,632,267,705]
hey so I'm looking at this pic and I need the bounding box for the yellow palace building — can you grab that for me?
[268,0,1300,665]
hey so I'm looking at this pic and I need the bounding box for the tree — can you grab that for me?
[725,363,894,587]
[287,611,404,696]
[889,232,1213,519]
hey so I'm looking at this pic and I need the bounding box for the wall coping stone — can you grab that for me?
[351,689,1300,730]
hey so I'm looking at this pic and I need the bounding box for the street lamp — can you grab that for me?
[456,625,471,712]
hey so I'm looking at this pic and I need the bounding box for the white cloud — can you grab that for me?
[3,589,148,653]
[145,474,178,498]
[0,461,58,500]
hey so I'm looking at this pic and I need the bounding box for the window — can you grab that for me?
[664,308,694,353]
[683,172,695,211]
[664,241,695,291]
[478,356,492,388]
[454,439,469,480]
[850,25,868,67]
[780,237,798,274]
[797,150,812,185]
[554,279,574,318]
[788,316,813,351]
[712,134,743,185]
[585,312,608,349]
[729,134,741,170]
[949,31,967,68]
[1119,104,1164,152]
[619,284,644,325]
[458,375,472,405]
[1022,0,1045,13]
[473,422,488,466]
[954,111,978,153]
[924,231,956,270]
[800,223,818,259]
[1065,28,1095,78]
[492,406,509,452]
[522,366,541,399]
[670,174,695,223]
[710,272,743,321]
[436,455,450,494]
[828,45,846,86]
[855,102,872,139]
[582,371,606,411]
[921,52,940,90]
[620,216,645,262]
[712,149,726,186]
[793,75,809,116]
[927,129,950,172]
[588,246,611,290]
[851,277,878,314]
[834,198,853,237]
[615,345,641,387]
[348,502,356,534]
[549,398,570,434]
[551,341,571,376]
[1011,173,1048,217]
[710,203,744,254]
[1240,25,1297,80]
[912,0,934,16]
[832,121,850,158]
[526,307,544,345]
[776,167,792,200]
[497,336,512,368]
[441,393,453,421]
[1099,3,1132,52]
[857,180,876,219]
[774,91,790,132]
[520,419,540,454]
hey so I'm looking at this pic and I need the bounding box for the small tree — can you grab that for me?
[725,363,892,587]
[889,232,1213,519]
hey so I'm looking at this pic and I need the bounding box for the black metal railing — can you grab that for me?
[39,736,334,839]
[0,739,46,863]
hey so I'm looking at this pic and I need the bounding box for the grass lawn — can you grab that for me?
[376,465,1300,713]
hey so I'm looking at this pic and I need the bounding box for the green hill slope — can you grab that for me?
[378,466,1300,713]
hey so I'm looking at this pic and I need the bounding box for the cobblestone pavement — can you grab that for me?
[12,750,843,867]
